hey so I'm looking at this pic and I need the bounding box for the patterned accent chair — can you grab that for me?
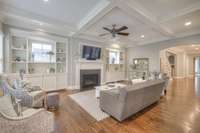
[0,75,45,108]
[0,95,54,133]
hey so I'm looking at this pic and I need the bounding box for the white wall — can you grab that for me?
[128,44,160,72]
[185,54,200,77]
[175,52,187,78]
[0,23,3,73]
[68,38,127,88]
[128,34,200,72]
[67,38,106,88]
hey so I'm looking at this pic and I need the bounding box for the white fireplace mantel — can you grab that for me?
[74,59,104,89]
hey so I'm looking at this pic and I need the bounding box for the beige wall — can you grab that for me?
[127,34,200,73]
[186,54,200,77]
[160,49,187,78]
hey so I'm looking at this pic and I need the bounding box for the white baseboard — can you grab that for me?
[173,76,186,79]
[66,86,80,90]
[173,75,194,79]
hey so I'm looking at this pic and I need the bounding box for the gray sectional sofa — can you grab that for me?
[100,79,165,121]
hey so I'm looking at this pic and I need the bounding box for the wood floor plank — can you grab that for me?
[51,78,200,133]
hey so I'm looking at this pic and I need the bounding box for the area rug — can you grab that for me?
[69,90,109,121]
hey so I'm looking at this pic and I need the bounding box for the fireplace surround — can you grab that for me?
[80,69,101,91]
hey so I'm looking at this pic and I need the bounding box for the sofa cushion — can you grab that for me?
[0,95,17,117]
[132,78,146,84]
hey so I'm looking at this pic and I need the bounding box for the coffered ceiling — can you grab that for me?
[0,0,200,47]
[168,44,200,54]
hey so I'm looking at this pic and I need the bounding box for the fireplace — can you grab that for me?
[80,69,101,91]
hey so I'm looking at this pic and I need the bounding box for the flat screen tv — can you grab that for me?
[82,45,101,60]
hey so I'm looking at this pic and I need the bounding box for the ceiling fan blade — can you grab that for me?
[115,26,128,32]
[103,27,112,32]
[117,32,130,36]
[99,33,110,37]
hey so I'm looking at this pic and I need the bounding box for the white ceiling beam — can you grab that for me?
[160,1,200,23]
[76,33,106,43]
[117,0,174,37]
[74,0,116,36]
[0,2,77,33]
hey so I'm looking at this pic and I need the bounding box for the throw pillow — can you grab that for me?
[0,90,3,97]
[0,87,3,96]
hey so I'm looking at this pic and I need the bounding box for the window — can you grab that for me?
[0,34,3,73]
[31,42,54,62]
[109,50,120,64]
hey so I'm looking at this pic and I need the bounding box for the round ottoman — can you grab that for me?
[46,92,59,110]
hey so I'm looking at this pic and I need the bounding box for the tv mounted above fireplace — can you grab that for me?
[82,45,101,60]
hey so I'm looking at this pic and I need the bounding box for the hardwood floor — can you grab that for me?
[51,78,200,133]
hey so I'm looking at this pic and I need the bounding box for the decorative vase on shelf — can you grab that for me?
[32,53,35,62]
[47,51,55,62]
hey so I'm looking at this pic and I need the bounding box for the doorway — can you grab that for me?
[195,57,200,77]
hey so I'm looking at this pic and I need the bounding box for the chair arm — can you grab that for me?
[100,89,125,121]
[0,109,44,121]
[0,109,54,133]
[11,90,33,107]
[11,89,29,97]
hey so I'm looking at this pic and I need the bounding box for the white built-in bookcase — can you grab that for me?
[6,29,68,91]
[10,36,67,74]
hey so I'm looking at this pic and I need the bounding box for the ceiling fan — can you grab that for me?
[99,24,130,38]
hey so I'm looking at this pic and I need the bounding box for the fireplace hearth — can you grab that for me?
[80,69,101,91]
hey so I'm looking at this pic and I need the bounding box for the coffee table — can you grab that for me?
[95,83,126,98]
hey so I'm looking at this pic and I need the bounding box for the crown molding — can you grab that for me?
[78,0,110,29]
[174,29,200,39]
[76,34,106,43]
[0,0,199,47]
[117,0,174,37]
[0,2,77,33]
[159,1,200,23]
[75,0,116,36]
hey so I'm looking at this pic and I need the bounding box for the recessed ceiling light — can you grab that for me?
[43,0,48,2]
[141,35,145,38]
[185,21,192,26]
[195,48,199,50]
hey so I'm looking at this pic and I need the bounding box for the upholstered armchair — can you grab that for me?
[0,95,54,133]
[0,75,45,108]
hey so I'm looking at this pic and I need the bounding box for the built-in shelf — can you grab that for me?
[56,52,66,54]
[10,36,67,74]
[57,62,65,64]
[11,61,27,64]
[6,30,68,92]
[12,47,27,51]
[28,62,56,64]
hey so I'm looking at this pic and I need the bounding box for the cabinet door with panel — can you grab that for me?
[56,74,67,89]
[25,76,43,88]
[43,75,56,91]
